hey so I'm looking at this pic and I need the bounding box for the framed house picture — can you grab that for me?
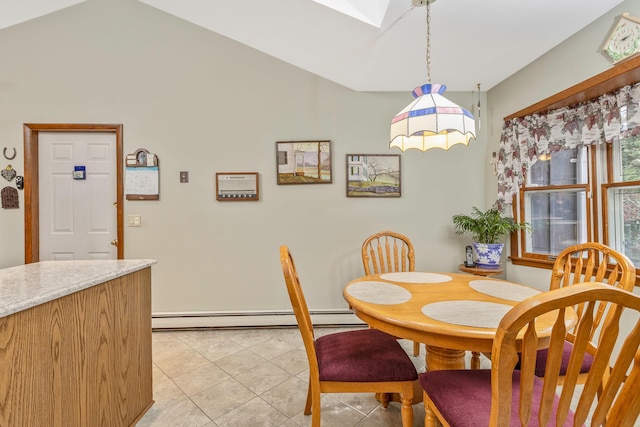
[276,140,332,184]
[346,154,401,197]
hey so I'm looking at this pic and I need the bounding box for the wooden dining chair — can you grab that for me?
[362,230,415,275]
[534,242,636,385]
[280,246,417,427]
[550,242,636,291]
[361,231,421,356]
[420,283,640,427]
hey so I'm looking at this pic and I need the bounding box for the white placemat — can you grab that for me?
[469,280,542,302]
[421,300,513,328]
[346,281,412,304]
[380,272,452,284]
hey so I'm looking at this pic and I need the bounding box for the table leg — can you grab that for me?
[425,345,466,370]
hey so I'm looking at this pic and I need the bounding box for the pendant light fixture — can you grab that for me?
[390,0,476,152]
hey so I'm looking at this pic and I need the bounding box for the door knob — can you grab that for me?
[110,239,118,247]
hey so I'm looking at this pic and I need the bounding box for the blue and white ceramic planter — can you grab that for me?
[473,243,504,269]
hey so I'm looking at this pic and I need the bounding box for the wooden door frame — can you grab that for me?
[23,123,124,263]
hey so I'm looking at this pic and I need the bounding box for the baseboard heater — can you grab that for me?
[151,309,364,330]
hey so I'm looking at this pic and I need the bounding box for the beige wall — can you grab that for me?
[0,0,490,321]
[488,0,640,289]
[4,0,636,323]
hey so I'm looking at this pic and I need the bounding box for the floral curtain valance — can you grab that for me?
[493,81,640,209]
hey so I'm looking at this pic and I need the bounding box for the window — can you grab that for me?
[522,147,590,259]
[278,150,288,165]
[604,133,640,267]
[500,57,640,277]
[517,139,640,268]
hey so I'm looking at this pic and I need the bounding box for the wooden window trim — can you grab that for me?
[505,56,640,120]
[505,57,640,284]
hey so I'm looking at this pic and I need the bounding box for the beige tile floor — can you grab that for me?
[137,326,489,427]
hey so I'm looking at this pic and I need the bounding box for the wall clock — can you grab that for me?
[602,13,640,64]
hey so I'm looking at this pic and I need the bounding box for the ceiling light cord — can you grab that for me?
[426,0,431,83]
[476,83,481,129]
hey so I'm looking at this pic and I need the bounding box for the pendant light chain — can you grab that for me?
[426,0,431,83]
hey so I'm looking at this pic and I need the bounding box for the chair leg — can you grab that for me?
[471,351,481,369]
[424,392,439,427]
[311,385,321,427]
[400,384,414,427]
[304,382,312,415]
[413,341,420,356]
[379,392,390,408]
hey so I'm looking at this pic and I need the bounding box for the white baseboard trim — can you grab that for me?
[151,309,365,329]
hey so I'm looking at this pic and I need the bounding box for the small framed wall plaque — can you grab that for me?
[216,172,259,201]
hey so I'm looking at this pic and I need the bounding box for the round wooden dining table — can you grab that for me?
[344,271,574,371]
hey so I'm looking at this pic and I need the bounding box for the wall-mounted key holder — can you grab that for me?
[125,148,159,200]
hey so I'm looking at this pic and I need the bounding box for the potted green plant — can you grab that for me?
[452,204,530,268]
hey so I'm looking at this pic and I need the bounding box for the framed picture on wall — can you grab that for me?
[346,154,401,197]
[276,140,332,184]
[216,172,259,201]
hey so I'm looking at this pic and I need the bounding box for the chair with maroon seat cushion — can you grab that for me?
[280,245,417,427]
[361,231,421,357]
[536,242,636,384]
[420,283,640,427]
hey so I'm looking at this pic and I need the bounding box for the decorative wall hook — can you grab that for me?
[3,147,16,160]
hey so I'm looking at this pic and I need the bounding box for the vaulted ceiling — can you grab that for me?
[1,0,625,91]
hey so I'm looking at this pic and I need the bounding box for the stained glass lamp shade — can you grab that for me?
[390,83,476,151]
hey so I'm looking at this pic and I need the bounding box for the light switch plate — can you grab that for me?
[180,171,189,183]
[128,215,142,227]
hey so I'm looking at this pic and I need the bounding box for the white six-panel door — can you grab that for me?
[38,132,117,260]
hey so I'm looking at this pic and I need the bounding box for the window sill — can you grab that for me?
[508,256,554,270]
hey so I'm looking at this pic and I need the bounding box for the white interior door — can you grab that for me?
[39,132,117,260]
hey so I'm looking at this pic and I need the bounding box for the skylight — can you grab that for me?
[311,0,391,27]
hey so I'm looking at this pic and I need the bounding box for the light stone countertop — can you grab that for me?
[0,259,156,318]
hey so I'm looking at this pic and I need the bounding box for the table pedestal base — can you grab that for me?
[425,345,466,370]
